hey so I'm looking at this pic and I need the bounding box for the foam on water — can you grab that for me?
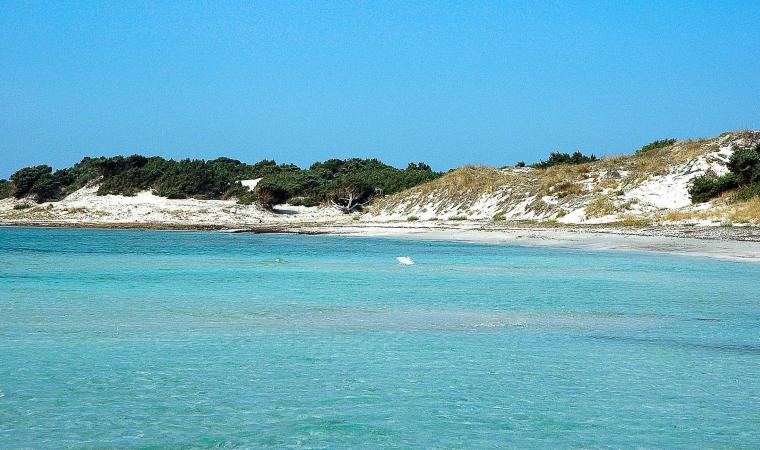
[1,227,759,448]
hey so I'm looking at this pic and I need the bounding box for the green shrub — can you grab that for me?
[10,165,53,199]
[727,146,760,185]
[636,138,676,155]
[688,173,737,203]
[5,155,442,208]
[689,143,760,203]
[287,197,320,207]
[13,202,32,210]
[407,215,419,221]
[732,183,760,202]
[6,165,77,203]
[449,215,468,221]
[236,191,258,206]
[254,179,289,207]
[492,213,506,221]
[532,151,597,169]
[0,180,14,199]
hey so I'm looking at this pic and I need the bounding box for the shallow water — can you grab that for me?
[0,227,758,448]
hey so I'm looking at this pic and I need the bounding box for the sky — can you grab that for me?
[1,1,759,177]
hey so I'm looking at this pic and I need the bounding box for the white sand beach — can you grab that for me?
[274,222,760,263]
[2,183,760,262]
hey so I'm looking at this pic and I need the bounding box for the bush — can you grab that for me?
[636,138,676,155]
[688,143,760,203]
[4,155,442,208]
[13,202,33,210]
[10,165,53,199]
[688,173,737,203]
[515,161,526,168]
[449,215,468,221]
[0,180,13,199]
[287,197,320,207]
[493,213,505,221]
[29,173,61,202]
[254,179,289,207]
[689,143,760,203]
[533,151,597,169]
[727,146,760,185]
[732,183,760,202]
[6,165,75,202]
[407,215,419,221]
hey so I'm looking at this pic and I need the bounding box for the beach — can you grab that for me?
[4,218,760,262]
[298,223,760,262]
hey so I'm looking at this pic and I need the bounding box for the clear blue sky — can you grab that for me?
[2,0,759,177]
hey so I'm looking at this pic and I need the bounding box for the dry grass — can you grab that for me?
[371,166,514,214]
[3,205,55,220]
[661,209,717,222]
[662,210,698,222]
[418,165,507,193]
[585,195,617,218]
[577,138,717,188]
[623,138,716,181]
[608,216,653,227]
[371,135,730,221]
[551,181,584,198]
[536,164,590,197]
[660,196,760,225]
[726,197,760,224]
[592,177,620,193]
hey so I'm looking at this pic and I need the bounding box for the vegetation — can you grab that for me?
[585,195,617,218]
[689,144,760,203]
[532,151,597,169]
[733,183,760,202]
[636,138,677,155]
[0,179,13,199]
[4,155,440,210]
[727,146,760,184]
[407,215,419,221]
[688,172,737,203]
[286,197,320,207]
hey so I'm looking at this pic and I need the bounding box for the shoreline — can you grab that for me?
[4,220,760,262]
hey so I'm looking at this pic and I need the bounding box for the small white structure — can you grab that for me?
[396,256,415,265]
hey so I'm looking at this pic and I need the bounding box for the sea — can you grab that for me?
[1,226,758,448]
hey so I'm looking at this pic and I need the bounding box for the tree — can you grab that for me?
[29,173,62,202]
[254,179,289,208]
[0,179,13,199]
[688,173,737,203]
[329,183,372,212]
[10,165,53,199]
[727,146,760,185]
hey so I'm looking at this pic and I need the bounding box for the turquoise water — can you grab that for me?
[1,227,759,448]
